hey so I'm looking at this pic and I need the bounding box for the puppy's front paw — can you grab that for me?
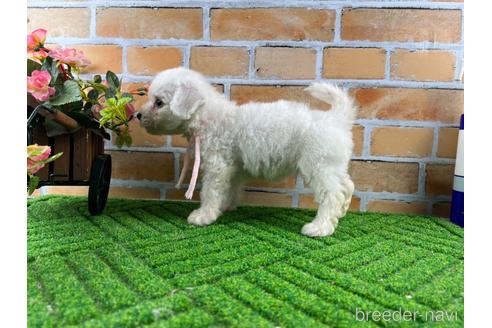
[301,221,335,237]
[187,208,219,226]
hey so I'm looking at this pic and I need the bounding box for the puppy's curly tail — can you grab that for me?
[304,82,357,124]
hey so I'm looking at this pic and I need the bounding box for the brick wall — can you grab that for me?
[27,0,464,218]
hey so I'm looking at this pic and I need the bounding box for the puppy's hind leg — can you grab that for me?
[220,175,245,212]
[187,165,235,226]
[300,169,347,237]
[341,175,355,216]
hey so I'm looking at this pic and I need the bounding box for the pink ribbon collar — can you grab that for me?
[176,136,200,199]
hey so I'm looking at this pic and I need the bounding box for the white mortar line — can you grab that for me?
[417,162,426,195]
[202,7,210,41]
[121,46,128,75]
[291,192,299,208]
[351,190,451,203]
[46,37,465,51]
[454,49,464,81]
[431,127,439,157]
[183,45,191,67]
[334,8,342,42]
[224,83,231,99]
[359,194,368,212]
[173,152,181,183]
[356,119,460,129]
[385,49,392,80]
[426,201,434,215]
[89,4,97,38]
[248,46,256,80]
[315,46,324,80]
[351,156,455,164]
[27,1,465,10]
[362,125,372,157]
[295,175,304,189]
[98,74,463,89]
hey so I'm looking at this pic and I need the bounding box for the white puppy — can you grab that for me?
[138,67,356,237]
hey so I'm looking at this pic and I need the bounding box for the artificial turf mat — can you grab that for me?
[27,196,464,327]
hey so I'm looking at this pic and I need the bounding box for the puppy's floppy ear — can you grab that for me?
[170,78,204,119]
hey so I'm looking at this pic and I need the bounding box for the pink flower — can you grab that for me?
[27,70,55,101]
[49,47,91,68]
[28,145,51,162]
[27,145,51,174]
[125,103,136,118]
[27,29,47,52]
[28,48,49,64]
[27,159,42,174]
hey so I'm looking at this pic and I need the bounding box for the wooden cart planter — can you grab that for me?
[27,105,112,215]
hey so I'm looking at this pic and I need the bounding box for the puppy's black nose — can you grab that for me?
[136,112,142,120]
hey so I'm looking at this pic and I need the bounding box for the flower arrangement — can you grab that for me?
[27,28,146,194]
[27,28,146,145]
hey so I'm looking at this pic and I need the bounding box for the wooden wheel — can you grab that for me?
[88,154,111,215]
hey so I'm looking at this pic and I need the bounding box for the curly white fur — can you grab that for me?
[138,67,357,237]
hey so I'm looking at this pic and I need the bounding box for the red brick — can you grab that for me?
[96,8,202,39]
[350,161,419,194]
[367,200,428,215]
[432,202,452,218]
[107,151,174,182]
[323,48,386,79]
[371,127,434,157]
[353,125,364,156]
[74,45,123,74]
[190,47,249,77]
[211,8,335,41]
[426,164,455,196]
[231,85,331,110]
[391,49,456,82]
[255,47,317,79]
[351,88,464,124]
[28,8,91,38]
[241,191,292,207]
[437,128,459,158]
[342,8,461,43]
[299,195,360,211]
[127,47,182,75]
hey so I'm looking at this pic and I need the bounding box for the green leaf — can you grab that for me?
[49,80,82,106]
[106,71,120,90]
[88,89,99,101]
[124,133,132,147]
[93,75,102,83]
[27,59,41,76]
[105,87,116,99]
[121,92,134,102]
[49,60,59,84]
[40,56,52,72]
[28,175,39,195]
[43,152,63,164]
[115,135,125,148]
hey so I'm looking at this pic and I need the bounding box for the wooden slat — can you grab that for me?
[52,134,71,182]
[73,129,92,181]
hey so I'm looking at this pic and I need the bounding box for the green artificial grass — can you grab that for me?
[28,196,464,327]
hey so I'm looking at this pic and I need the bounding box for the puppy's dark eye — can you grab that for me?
[155,98,164,107]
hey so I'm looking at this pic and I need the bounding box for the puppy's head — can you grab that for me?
[138,67,205,135]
